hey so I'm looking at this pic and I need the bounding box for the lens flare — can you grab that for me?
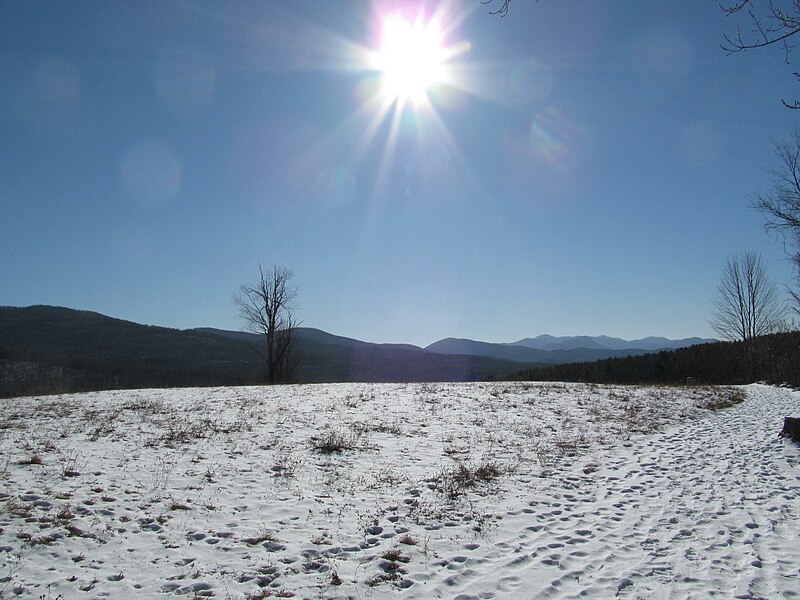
[120,142,182,206]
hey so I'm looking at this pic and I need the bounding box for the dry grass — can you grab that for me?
[310,430,359,453]
[430,460,503,499]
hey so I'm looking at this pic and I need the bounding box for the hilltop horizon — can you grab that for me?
[4,303,717,350]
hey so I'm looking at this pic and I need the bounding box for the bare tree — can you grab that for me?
[754,128,800,312]
[711,251,786,341]
[234,264,299,384]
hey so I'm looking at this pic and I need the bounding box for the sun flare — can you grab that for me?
[374,15,447,103]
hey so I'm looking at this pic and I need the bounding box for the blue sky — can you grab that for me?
[2,1,798,346]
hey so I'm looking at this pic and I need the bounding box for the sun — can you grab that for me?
[373,14,448,103]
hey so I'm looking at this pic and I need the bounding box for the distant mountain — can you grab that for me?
[512,335,607,352]
[510,334,716,352]
[0,306,544,397]
[195,326,524,383]
[425,338,550,363]
[426,334,717,364]
[0,305,720,398]
[508,331,800,388]
[424,337,654,364]
[0,305,264,396]
[195,327,420,352]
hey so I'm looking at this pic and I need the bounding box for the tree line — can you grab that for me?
[508,331,800,387]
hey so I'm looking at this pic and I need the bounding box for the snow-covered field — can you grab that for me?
[0,382,797,599]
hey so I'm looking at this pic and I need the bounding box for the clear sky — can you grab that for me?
[2,1,799,346]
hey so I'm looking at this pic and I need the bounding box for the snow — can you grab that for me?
[0,382,797,598]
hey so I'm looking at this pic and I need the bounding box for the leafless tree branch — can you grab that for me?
[721,0,800,55]
[720,1,800,106]
[482,0,511,17]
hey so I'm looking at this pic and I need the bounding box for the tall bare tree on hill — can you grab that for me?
[235,264,299,384]
[710,251,786,342]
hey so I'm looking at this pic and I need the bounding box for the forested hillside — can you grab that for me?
[0,306,262,397]
[0,306,540,397]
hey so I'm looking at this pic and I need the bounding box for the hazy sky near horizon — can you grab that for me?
[2,1,799,346]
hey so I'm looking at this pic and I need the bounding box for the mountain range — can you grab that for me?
[510,334,715,352]
[0,305,715,396]
[424,334,716,364]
